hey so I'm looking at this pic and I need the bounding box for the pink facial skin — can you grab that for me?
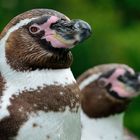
[40,16,58,36]
[36,16,74,48]
[102,68,137,98]
[45,35,74,48]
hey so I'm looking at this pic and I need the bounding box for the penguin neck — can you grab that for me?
[81,109,124,140]
[0,25,75,86]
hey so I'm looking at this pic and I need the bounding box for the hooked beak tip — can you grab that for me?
[74,20,92,42]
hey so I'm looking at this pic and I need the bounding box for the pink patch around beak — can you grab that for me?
[39,16,73,48]
[45,35,73,48]
[106,68,137,98]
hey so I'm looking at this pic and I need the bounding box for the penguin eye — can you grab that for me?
[97,78,108,88]
[29,25,41,34]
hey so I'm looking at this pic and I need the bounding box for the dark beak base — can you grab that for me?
[118,71,140,92]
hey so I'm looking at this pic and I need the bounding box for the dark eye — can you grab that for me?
[29,25,40,34]
[97,78,107,88]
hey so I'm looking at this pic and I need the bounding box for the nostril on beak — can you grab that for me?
[73,20,92,41]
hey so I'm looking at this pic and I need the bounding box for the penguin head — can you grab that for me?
[0,9,91,71]
[78,64,140,118]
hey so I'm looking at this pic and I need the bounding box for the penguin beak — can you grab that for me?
[118,71,140,94]
[50,19,91,48]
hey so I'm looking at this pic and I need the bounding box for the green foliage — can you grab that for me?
[0,0,140,137]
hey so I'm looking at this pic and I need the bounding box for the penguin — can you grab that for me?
[77,64,140,140]
[0,9,91,140]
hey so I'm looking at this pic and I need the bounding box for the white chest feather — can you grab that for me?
[0,68,76,120]
[13,108,81,140]
[81,110,124,140]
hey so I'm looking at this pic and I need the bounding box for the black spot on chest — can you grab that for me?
[0,73,5,96]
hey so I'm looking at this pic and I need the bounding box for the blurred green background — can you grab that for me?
[0,0,140,137]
